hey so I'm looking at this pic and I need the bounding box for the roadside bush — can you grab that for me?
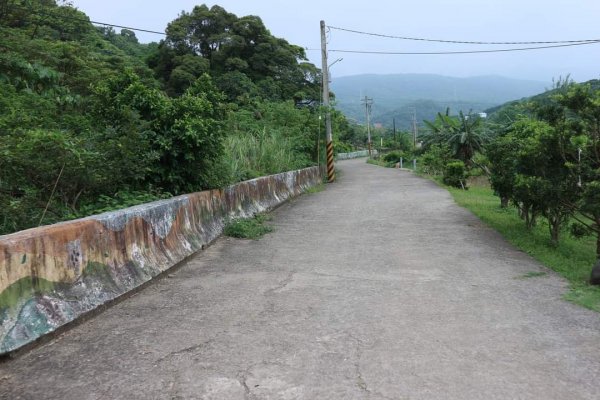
[419,143,453,175]
[0,129,101,232]
[383,151,403,164]
[443,160,468,189]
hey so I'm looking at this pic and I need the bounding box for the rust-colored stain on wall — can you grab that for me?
[0,167,321,354]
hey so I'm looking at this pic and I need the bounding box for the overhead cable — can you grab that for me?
[20,5,166,35]
[327,25,600,46]
[328,41,600,55]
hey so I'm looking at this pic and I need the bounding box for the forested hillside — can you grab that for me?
[331,74,547,129]
[0,1,355,234]
[485,79,600,124]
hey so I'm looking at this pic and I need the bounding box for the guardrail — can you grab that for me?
[0,166,321,355]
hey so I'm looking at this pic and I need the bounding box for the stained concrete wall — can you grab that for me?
[0,167,321,355]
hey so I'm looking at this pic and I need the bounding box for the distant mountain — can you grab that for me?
[483,78,600,127]
[330,74,548,130]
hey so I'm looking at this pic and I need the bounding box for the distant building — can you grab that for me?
[374,123,383,128]
[465,112,488,120]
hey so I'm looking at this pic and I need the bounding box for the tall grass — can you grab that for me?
[224,128,312,182]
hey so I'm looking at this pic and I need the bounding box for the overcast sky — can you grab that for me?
[72,0,600,84]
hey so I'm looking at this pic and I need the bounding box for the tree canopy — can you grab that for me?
[148,4,320,102]
[0,1,338,234]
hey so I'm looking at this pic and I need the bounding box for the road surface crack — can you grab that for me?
[264,271,296,296]
[349,334,396,400]
[155,339,214,364]
[237,370,251,400]
[350,334,371,394]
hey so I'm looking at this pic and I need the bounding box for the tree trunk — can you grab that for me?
[549,216,560,247]
[596,217,600,259]
[500,196,509,208]
[525,208,537,230]
[519,204,528,222]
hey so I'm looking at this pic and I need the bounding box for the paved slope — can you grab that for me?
[1,159,599,399]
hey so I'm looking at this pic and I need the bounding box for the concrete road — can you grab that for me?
[1,159,599,400]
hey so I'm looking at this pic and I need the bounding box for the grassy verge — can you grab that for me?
[305,183,325,194]
[445,184,600,311]
[223,214,273,240]
[366,158,389,168]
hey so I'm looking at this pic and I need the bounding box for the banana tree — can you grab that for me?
[423,108,487,167]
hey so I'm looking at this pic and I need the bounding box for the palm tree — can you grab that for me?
[423,109,487,167]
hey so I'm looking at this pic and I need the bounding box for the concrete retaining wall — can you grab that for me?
[336,150,377,160]
[0,167,322,355]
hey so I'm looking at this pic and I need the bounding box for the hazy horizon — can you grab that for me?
[330,72,552,82]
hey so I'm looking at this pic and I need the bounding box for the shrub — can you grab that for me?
[443,160,468,189]
[383,151,403,164]
[419,143,453,176]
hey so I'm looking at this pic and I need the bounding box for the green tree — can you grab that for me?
[486,134,520,208]
[158,4,320,103]
[423,109,487,167]
[553,83,600,258]
[90,71,228,193]
[489,118,577,245]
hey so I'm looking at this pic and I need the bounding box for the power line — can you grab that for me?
[89,20,165,36]
[18,6,600,55]
[329,40,600,55]
[90,21,165,36]
[327,25,600,46]
[16,4,166,36]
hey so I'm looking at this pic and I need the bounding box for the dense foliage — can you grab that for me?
[150,4,320,103]
[419,79,600,280]
[485,81,600,255]
[0,1,358,234]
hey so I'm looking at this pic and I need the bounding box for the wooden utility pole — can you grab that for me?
[320,20,335,183]
[411,108,418,148]
[362,96,373,157]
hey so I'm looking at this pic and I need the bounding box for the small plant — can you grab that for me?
[306,184,325,194]
[223,213,273,239]
[443,160,468,189]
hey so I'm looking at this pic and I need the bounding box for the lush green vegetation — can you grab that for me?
[223,214,273,240]
[484,80,600,256]
[414,78,600,293]
[366,158,388,168]
[0,1,363,234]
[447,184,600,311]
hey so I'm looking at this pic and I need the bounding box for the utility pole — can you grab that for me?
[320,20,335,183]
[362,96,373,157]
[411,108,418,149]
